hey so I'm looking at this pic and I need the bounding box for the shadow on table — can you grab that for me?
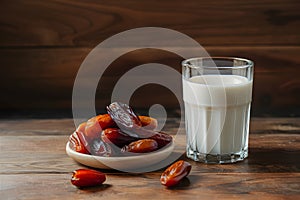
[245,148,300,172]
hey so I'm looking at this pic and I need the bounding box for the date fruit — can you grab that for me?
[101,128,136,147]
[139,116,158,130]
[160,160,192,187]
[150,132,173,148]
[69,132,90,154]
[69,102,173,157]
[85,114,116,141]
[106,102,142,138]
[122,139,158,153]
[76,122,87,134]
[90,139,113,157]
[71,169,106,188]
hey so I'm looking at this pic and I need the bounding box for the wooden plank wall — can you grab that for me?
[0,0,299,117]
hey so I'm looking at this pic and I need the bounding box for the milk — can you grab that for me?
[182,75,252,156]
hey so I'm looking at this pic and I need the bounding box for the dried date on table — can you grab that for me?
[160,160,192,187]
[71,169,106,188]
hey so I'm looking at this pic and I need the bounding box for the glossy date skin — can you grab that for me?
[84,114,116,141]
[160,160,192,187]
[71,169,106,188]
[70,122,171,157]
[69,131,90,154]
[121,139,158,153]
[107,102,143,138]
[70,102,172,157]
[102,128,172,150]
[101,128,136,148]
[69,131,113,156]
[149,132,172,148]
[139,116,158,130]
[76,122,87,134]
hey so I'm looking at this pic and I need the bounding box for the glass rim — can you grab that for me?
[182,57,254,70]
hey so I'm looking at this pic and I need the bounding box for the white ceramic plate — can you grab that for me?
[66,138,175,171]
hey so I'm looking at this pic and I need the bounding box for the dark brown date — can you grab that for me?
[121,139,158,153]
[71,169,106,188]
[160,160,192,187]
[106,102,143,138]
[101,128,172,149]
[150,132,173,148]
[101,128,136,148]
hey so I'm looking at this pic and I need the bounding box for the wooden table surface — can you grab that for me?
[1,118,299,199]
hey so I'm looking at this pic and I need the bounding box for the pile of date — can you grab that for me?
[70,102,191,188]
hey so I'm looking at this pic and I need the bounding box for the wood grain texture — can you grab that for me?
[0,135,299,174]
[0,47,299,116]
[0,118,299,199]
[1,173,299,200]
[0,118,299,174]
[0,0,299,117]
[0,0,299,47]
[1,0,299,198]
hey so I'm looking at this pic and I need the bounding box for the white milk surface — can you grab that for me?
[183,75,252,154]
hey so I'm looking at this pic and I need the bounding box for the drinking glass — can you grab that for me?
[182,57,254,163]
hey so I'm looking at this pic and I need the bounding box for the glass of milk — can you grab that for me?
[182,57,253,163]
